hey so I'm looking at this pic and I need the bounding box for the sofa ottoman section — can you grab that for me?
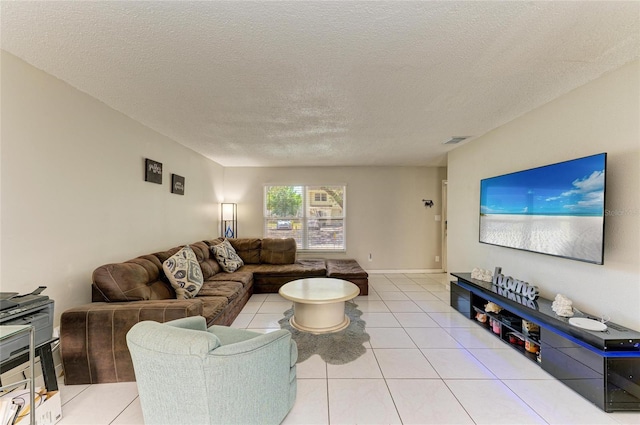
[326,259,369,295]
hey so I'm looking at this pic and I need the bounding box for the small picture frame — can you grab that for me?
[145,158,163,184]
[171,174,185,195]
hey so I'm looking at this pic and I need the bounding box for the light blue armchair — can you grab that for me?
[126,316,297,425]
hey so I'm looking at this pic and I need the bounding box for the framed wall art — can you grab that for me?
[145,158,163,184]
[171,174,185,195]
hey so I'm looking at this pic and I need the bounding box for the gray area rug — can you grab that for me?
[279,302,370,364]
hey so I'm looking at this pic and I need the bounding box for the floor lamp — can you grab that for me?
[221,203,237,239]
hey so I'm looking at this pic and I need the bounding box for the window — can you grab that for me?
[264,185,346,251]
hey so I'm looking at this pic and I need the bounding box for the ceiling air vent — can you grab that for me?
[443,137,469,145]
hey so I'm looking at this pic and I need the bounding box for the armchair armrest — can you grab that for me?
[128,319,220,356]
[209,329,293,357]
[166,316,209,332]
[207,325,262,345]
[61,299,203,384]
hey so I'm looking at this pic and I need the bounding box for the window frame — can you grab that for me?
[263,184,346,252]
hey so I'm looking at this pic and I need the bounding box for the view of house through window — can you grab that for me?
[264,185,346,250]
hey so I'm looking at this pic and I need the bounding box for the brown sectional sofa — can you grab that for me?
[60,237,367,385]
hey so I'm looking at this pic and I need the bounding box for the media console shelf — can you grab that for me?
[451,272,640,412]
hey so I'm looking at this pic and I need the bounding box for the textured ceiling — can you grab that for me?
[2,1,639,167]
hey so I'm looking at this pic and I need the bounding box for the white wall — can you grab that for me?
[448,60,640,330]
[0,52,225,325]
[224,166,447,271]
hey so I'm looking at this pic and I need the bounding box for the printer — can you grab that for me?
[0,287,54,363]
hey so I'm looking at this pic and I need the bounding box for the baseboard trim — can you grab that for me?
[365,269,445,274]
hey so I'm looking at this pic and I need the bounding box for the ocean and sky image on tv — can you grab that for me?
[479,153,606,264]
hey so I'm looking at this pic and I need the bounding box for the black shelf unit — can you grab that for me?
[472,304,541,363]
[450,272,640,412]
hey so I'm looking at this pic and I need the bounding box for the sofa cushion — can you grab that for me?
[211,239,244,272]
[204,237,224,248]
[190,241,222,278]
[152,246,182,265]
[260,238,297,264]
[93,255,175,302]
[242,259,326,277]
[229,238,262,264]
[197,280,243,301]
[207,271,253,288]
[198,296,229,326]
[163,246,204,299]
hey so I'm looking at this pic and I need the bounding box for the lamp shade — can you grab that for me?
[222,203,236,221]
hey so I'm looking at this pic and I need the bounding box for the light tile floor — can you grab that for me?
[55,273,640,424]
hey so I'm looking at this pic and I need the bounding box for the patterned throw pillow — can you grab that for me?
[211,239,244,273]
[163,245,204,299]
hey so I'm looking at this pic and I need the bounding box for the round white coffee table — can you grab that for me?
[279,278,360,334]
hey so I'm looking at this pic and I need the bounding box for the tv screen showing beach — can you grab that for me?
[479,153,606,264]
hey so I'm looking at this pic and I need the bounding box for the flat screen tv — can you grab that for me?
[479,153,606,264]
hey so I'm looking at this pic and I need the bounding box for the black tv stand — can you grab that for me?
[450,272,640,412]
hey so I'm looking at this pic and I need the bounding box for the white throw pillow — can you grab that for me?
[163,245,204,299]
[211,239,244,273]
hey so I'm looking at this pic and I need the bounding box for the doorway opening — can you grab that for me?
[441,180,448,272]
